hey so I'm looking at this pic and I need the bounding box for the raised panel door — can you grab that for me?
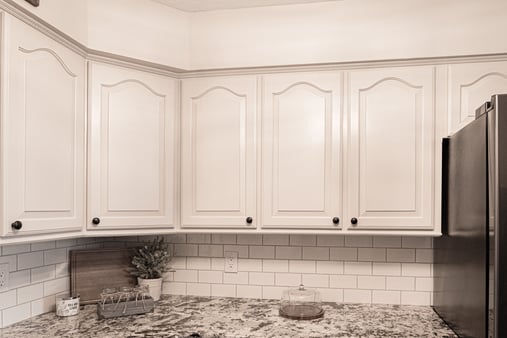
[1,14,85,236]
[88,62,177,229]
[181,76,256,228]
[449,61,507,133]
[347,66,436,230]
[262,72,342,228]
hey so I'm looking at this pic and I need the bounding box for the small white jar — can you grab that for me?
[56,294,80,317]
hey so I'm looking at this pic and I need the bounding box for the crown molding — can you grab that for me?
[2,0,507,79]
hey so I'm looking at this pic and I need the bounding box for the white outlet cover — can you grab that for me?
[0,263,9,292]
[224,251,238,273]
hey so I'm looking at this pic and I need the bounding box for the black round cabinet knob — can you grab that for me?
[332,217,340,225]
[246,217,253,224]
[11,220,22,230]
[92,217,101,225]
[351,217,358,225]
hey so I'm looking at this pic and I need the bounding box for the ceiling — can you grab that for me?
[151,0,341,12]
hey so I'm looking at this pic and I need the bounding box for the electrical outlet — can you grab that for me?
[224,251,238,273]
[0,263,9,291]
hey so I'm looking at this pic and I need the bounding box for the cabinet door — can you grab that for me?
[262,72,342,228]
[346,66,436,230]
[1,14,85,236]
[181,76,256,228]
[449,61,507,133]
[88,63,177,229]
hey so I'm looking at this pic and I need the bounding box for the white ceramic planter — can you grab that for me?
[137,277,162,301]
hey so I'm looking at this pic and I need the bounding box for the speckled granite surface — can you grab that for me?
[0,295,457,338]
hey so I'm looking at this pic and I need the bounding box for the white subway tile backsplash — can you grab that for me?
[386,249,416,262]
[3,244,31,255]
[317,235,344,247]
[415,249,434,263]
[345,236,372,248]
[0,290,17,310]
[2,303,31,327]
[186,283,211,297]
[357,276,385,290]
[237,285,261,299]
[318,288,343,302]
[0,255,17,272]
[55,263,69,278]
[316,261,343,274]
[43,248,67,265]
[249,246,274,259]
[237,234,262,245]
[211,284,236,297]
[373,236,402,248]
[249,272,275,286]
[9,270,31,288]
[344,289,371,304]
[289,260,316,273]
[262,260,288,273]
[211,258,224,271]
[198,270,223,284]
[17,283,43,304]
[303,247,329,261]
[401,291,431,305]
[302,274,329,288]
[31,241,56,252]
[174,244,198,257]
[372,263,401,276]
[31,295,56,316]
[223,272,249,285]
[401,263,431,277]
[415,277,433,292]
[329,275,357,289]
[372,290,400,304]
[330,248,357,261]
[163,282,186,295]
[290,235,316,247]
[344,262,372,275]
[402,237,432,249]
[171,257,187,269]
[199,245,223,257]
[238,259,262,272]
[31,265,56,283]
[358,248,386,262]
[275,246,302,260]
[187,257,211,270]
[174,270,198,283]
[275,273,301,286]
[263,234,288,246]
[18,252,43,270]
[386,277,415,291]
[212,234,236,245]
[186,234,211,244]
[43,277,68,296]
[223,245,249,258]
[262,286,285,300]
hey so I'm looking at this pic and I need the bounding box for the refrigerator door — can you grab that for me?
[434,113,488,338]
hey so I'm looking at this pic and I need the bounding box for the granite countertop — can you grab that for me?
[0,295,457,338]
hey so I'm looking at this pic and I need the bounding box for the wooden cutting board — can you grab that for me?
[70,248,137,305]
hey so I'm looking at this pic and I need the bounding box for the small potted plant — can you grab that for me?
[129,237,173,301]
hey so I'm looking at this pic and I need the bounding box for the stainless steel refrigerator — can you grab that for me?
[434,94,507,338]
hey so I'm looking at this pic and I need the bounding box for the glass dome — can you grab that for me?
[279,284,324,320]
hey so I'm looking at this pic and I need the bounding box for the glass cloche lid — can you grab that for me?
[279,284,324,320]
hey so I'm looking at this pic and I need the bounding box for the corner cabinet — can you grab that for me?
[180,76,257,228]
[1,14,85,236]
[345,66,439,230]
[261,72,342,229]
[87,63,178,230]
[448,61,507,134]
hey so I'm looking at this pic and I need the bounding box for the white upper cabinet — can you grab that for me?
[346,66,436,230]
[449,61,507,134]
[181,76,257,228]
[261,72,342,229]
[88,63,178,229]
[1,14,85,236]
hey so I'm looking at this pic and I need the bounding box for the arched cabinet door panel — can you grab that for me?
[2,14,85,236]
[261,72,342,229]
[181,76,257,228]
[449,61,507,134]
[346,66,437,230]
[87,62,178,229]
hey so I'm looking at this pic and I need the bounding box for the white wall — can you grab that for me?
[188,0,507,69]
[86,0,190,70]
[10,0,87,44]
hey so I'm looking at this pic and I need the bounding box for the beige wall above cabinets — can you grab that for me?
[181,76,257,228]
[87,62,179,230]
[261,72,342,229]
[0,14,86,237]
